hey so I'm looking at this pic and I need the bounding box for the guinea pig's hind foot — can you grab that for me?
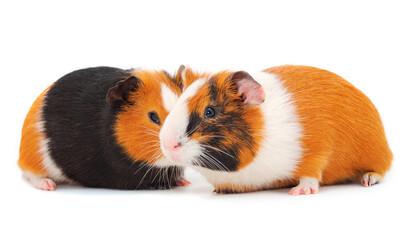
[23,171,56,191]
[361,172,382,187]
[289,177,319,196]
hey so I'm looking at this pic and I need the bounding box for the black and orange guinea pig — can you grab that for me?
[159,65,393,195]
[18,66,190,190]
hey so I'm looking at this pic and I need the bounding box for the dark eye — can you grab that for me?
[204,107,216,119]
[148,112,160,125]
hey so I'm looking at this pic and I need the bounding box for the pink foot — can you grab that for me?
[40,179,56,191]
[362,177,369,187]
[361,172,381,187]
[23,171,56,191]
[176,179,191,187]
[289,177,319,196]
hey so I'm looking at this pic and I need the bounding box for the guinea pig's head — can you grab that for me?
[159,68,266,171]
[107,68,184,166]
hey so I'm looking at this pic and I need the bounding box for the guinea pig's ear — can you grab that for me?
[230,71,266,106]
[175,65,185,81]
[173,64,185,89]
[181,66,196,88]
[106,76,141,107]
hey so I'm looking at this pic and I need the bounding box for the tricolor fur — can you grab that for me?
[18,67,185,190]
[160,65,393,194]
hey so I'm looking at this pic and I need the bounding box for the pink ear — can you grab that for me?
[231,71,266,106]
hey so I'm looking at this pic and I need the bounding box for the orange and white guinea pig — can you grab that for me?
[18,66,190,191]
[159,65,393,195]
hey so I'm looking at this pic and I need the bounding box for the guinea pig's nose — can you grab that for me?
[163,137,181,152]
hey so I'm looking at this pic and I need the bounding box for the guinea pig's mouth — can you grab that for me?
[168,154,183,163]
[160,147,188,166]
[159,134,204,167]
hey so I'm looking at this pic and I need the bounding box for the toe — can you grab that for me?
[41,179,56,191]
[362,174,369,187]
[303,187,311,195]
[369,175,377,186]
[289,177,319,195]
[289,187,298,195]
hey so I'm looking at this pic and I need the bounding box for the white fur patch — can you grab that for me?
[297,177,319,189]
[160,83,179,112]
[179,78,207,103]
[159,78,207,166]
[193,72,303,190]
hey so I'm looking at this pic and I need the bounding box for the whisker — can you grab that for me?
[203,152,229,171]
[133,161,150,175]
[136,155,162,189]
[201,143,235,159]
[122,131,159,140]
[128,146,158,167]
[133,130,159,135]
[131,145,161,162]
[202,155,224,172]
[200,154,221,171]
[152,163,164,183]
[186,118,204,136]
[200,152,229,171]
[140,124,160,132]
[134,140,161,145]
[171,167,176,187]
[145,149,164,165]
[130,147,163,178]
[138,126,160,135]
[165,167,171,189]
[196,135,230,140]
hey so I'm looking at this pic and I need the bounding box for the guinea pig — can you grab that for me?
[18,66,190,191]
[159,65,393,195]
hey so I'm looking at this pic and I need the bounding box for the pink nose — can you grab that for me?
[163,138,181,152]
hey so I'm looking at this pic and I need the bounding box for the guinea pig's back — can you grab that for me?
[41,67,127,187]
[264,65,392,184]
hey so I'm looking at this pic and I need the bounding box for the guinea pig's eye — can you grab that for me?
[204,106,216,119]
[148,112,160,125]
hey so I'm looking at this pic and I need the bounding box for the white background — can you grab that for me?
[1,0,409,239]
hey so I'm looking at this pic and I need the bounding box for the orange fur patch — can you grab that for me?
[182,67,211,88]
[265,65,393,184]
[18,86,52,175]
[114,70,182,164]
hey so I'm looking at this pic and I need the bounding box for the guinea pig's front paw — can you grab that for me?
[289,177,319,196]
[176,178,191,187]
[147,179,191,190]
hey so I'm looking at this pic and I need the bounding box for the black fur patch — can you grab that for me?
[186,112,202,137]
[208,77,218,101]
[42,67,183,189]
[189,80,258,172]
